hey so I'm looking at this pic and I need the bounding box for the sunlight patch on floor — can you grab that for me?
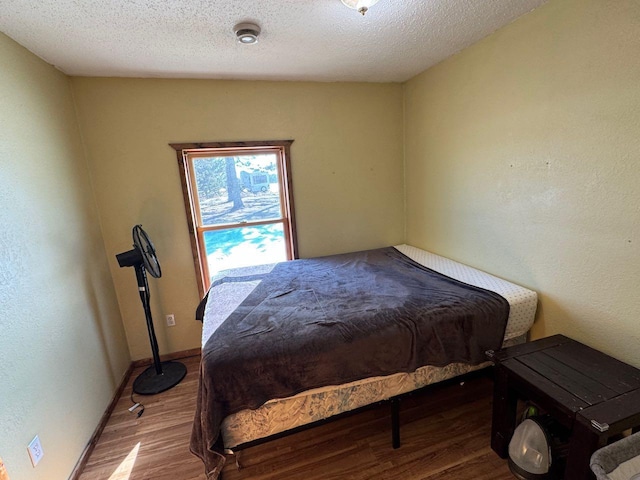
[108,442,140,480]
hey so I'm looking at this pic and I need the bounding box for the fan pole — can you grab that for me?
[136,265,163,375]
[131,264,187,395]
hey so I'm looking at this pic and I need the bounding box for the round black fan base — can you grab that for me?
[133,361,187,395]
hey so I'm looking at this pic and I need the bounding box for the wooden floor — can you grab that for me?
[79,356,514,480]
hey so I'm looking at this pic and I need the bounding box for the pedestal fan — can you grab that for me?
[116,225,187,395]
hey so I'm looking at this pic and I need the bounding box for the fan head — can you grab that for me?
[115,225,162,278]
[132,225,162,278]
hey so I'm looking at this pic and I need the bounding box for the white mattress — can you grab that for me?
[201,245,538,448]
[394,244,537,341]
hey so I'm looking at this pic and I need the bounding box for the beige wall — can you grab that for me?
[0,34,130,479]
[404,0,640,366]
[71,78,405,360]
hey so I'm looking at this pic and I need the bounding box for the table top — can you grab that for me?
[489,334,640,412]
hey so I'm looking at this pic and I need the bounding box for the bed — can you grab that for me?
[191,244,538,479]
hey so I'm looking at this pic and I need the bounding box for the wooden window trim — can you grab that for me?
[170,140,297,298]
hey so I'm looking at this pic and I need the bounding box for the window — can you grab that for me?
[171,140,297,296]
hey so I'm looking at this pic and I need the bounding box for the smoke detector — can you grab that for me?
[234,23,261,45]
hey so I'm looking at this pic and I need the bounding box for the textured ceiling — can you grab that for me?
[0,0,547,83]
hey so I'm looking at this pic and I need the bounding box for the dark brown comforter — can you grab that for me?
[191,247,509,478]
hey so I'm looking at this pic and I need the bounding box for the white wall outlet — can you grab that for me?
[27,435,44,467]
[166,314,175,327]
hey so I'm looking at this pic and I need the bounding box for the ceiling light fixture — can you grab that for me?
[340,0,380,16]
[234,23,261,45]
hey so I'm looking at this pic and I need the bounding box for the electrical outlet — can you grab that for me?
[166,314,175,327]
[27,435,44,467]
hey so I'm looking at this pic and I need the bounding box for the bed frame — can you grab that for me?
[218,366,494,470]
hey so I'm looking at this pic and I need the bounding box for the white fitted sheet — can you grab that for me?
[394,244,537,341]
[201,245,538,448]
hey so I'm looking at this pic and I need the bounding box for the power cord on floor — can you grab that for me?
[129,391,145,418]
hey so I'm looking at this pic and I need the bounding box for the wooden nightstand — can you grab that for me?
[487,334,640,480]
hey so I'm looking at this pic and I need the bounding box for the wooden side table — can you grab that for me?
[488,334,640,480]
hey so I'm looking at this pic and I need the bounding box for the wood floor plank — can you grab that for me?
[79,356,513,479]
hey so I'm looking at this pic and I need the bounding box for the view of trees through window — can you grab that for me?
[193,154,287,276]
[172,140,296,294]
